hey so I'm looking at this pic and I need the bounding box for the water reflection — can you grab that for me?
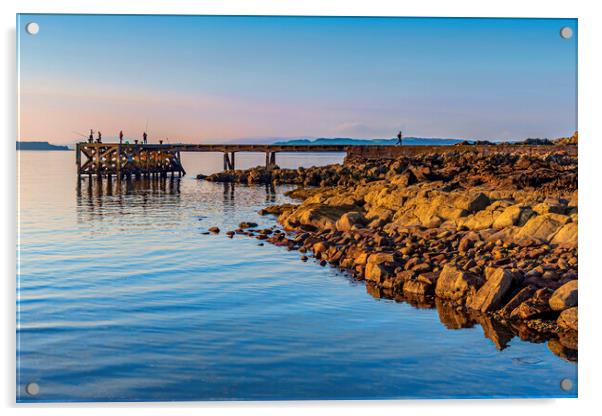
[76,176,182,223]
[365,283,577,363]
[221,182,277,206]
[77,177,280,216]
[77,176,181,199]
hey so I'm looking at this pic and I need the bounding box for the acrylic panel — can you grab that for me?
[16,14,578,402]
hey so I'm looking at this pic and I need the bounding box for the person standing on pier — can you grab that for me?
[396,130,403,146]
[97,131,102,143]
[143,132,148,144]
[88,129,94,143]
[119,130,124,144]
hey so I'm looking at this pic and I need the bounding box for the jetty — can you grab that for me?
[75,142,577,178]
[75,143,349,178]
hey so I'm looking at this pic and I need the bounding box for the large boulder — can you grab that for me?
[282,203,353,231]
[403,279,432,296]
[364,252,398,284]
[454,192,490,213]
[498,286,536,317]
[492,204,534,229]
[516,213,570,242]
[557,307,578,331]
[335,211,367,232]
[460,210,499,230]
[435,264,484,301]
[391,169,418,187]
[549,280,578,311]
[467,268,517,312]
[532,198,567,215]
[509,288,553,320]
[551,222,578,247]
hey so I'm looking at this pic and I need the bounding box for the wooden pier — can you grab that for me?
[75,143,348,178]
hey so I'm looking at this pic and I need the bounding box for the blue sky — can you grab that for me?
[18,15,577,143]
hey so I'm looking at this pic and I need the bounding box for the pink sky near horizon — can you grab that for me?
[19,81,412,145]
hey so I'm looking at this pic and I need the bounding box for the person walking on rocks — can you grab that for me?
[396,130,403,146]
[97,131,102,143]
[119,130,124,144]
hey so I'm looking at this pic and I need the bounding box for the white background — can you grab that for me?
[2,0,600,414]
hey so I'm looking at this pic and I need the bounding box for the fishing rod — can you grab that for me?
[72,130,88,138]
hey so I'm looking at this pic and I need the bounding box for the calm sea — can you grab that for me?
[16,150,577,402]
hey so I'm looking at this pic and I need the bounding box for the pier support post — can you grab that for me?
[177,151,183,177]
[116,144,121,179]
[265,151,277,170]
[94,145,101,178]
[223,152,235,171]
[76,143,82,177]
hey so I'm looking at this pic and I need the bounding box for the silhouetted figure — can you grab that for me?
[97,131,102,143]
[159,139,163,145]
[134,139,139,144]
[88,129,94,143]
[119,130,124,144]
[396,131,403,146]
[143,132,148,144]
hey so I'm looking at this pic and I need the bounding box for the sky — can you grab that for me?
[18,15,577,144]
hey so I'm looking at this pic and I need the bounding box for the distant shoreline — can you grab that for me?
[17,141,70,151]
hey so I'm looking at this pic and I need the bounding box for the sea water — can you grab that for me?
[16,151,577,402]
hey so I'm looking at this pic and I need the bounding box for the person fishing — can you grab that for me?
[119,130,124,144]
[88,129,94,143]
[396,130,403,146]
[143,132,148,144]
[97,131,102,143]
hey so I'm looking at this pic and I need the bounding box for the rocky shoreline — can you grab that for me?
[199,146,578,361]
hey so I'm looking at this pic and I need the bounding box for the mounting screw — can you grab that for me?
[25,382,40,396]
[560,27,573,39]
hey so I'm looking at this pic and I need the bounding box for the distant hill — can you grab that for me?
[273,137,469,146]
[17,141,70,151]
